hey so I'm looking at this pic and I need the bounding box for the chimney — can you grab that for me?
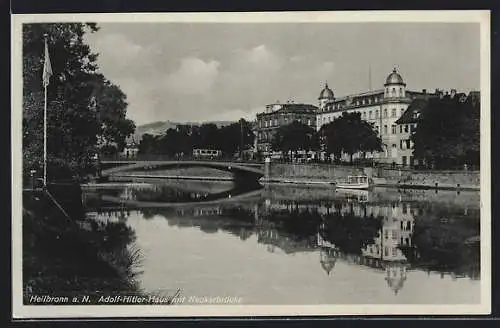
[450,89,457,98]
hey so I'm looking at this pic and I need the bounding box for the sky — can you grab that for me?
[84,22,480,126]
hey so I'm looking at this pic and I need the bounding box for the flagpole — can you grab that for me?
[44,74,47,186]
[43,34,48,187]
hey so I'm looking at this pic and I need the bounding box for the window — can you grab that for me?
[391,125,397,134]
[400,140,403,149]
[392,88,396,97]
[384,247,389,257]
[384,125,388,134]
[406,139,411,149]
[384,108,388,118]
[308,119,311,126]
[369,111,372,119]
[392,108,396,117]
[401,108,405,115]
[375,110,379,118]
[392,230,398,240]
[362,99,366,105]
[404,125,409,133]
[363,112,367,119]
[400,87,403,96]
[400,125,403,133]
[384,230,389,239]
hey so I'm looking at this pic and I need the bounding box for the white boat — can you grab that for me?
[335,175,371,190]
[335,188,370,202]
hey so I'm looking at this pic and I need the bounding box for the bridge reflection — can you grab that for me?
[86,186,480,296]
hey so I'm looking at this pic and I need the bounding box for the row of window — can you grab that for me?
[327,96,382,110]
[324,89,407,112]
[259,117,313,128]
[385,87,405,98]
[258,131,274,142]
[320,108,406,123]
[398,139,412,150]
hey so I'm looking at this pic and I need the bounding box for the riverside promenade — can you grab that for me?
[99,158,479,191]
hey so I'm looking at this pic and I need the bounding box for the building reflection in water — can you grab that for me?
[88,184,479,297]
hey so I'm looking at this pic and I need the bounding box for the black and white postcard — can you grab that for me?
[11,10,491,318]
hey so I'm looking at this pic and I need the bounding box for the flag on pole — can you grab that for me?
[42,36,53,87]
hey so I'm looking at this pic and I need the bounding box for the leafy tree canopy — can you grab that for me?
[271,120,319,154]
[23,23,135,181]
[320,112,382,163]
[138,119,255,158]
[411,95,480,169]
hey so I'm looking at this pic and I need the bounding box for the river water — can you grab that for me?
[82,179,481,305]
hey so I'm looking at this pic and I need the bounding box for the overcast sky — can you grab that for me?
[84,22,480,126]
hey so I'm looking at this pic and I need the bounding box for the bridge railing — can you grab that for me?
[99,154,476,172]
[100,154,265,165]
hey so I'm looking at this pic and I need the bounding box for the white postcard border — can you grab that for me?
[11,10,491,318]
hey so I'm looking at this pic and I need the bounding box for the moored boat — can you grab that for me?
[335,175,371,190]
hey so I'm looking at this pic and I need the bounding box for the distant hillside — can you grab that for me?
[134,120,235,140]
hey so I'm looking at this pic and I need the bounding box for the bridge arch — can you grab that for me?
[100,160,265,180]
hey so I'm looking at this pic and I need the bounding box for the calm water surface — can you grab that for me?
[83,180,481,304]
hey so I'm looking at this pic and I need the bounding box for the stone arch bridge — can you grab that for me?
[100,160,267,181]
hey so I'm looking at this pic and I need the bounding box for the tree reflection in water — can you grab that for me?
[87,183,481,298]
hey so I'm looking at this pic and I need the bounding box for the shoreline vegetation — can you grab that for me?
[22,184,178,305]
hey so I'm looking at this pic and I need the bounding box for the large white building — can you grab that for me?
[316,68,438,165]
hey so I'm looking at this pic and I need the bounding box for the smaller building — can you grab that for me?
[255,102,319,155]
[395,89,472,167]
[121,137,139,158]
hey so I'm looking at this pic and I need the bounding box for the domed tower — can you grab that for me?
[318,82,335,111]
[384,262,408,295]
[384,67,406,99]
[319,247,338,276]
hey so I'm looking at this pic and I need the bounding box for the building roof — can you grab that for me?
[396,91,473,125]
[319,82,335,100]
[258,103,319,116]
[385,68,405,85]
[333,89,385,102]
[395,98,429,125]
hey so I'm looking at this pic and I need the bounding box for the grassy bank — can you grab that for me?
[22,186,167,305]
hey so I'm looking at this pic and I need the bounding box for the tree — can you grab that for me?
[218,119,255,157]
[94,80,136,153]
[138,134,161,155]
[411,95,480,169]
[271,121,318,158]
[320,112,382,164]
[22,23,135,182]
